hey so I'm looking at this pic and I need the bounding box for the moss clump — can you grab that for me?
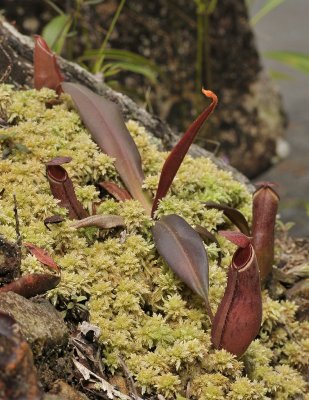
[0,85,308,399]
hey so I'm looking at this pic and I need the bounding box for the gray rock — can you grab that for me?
[0,292,68,356]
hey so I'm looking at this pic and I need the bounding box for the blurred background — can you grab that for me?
[250,0,309,237]
[1,0,308,235]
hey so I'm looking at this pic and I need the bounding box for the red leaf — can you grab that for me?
[24,243,60,273]
[62,82,152,215]
[211,242,262,356]
[33,35,64,95]
[204,201,250,236]
[99,181,132,202]
[0,273,60,298]
[152,214,213,320]
[151,89,218,217]
[219,230,251,248]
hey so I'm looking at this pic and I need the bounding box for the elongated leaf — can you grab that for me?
[82,48,161,72]
[151,90,218,217]
[99,181,132,201]
[250,0,286,26]
[265,51,309,75]
[204,201,250,236]
[42,14,72,54]
[211,233,262,356]
[62,82,152,215]
[0,273,60,298]
[33,35,64,94]
[102,62,158,83]
[24,243,60,273]
[152,214,212,320]
[72,215,125,229]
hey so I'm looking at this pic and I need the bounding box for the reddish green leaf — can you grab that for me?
[152,214,213,320]
[219,230,251,248]
[24,243,60,273]
[72,215,125,229]
[211,232,262,356]
[62,82,151,215]
[33,35,64,95]
[252,182,280,283]
[99,181,132,202]
[204,201,250,236]
[151,90,218,217]
[0,273,60,298]
[46,157,88,220]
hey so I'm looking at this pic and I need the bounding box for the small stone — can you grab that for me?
[45,380,89,400]
[0,292,68,356]
[0,312,42,399]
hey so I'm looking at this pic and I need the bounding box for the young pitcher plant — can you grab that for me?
[25,36,281,357]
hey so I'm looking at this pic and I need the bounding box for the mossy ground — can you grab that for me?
[0,85,308,399]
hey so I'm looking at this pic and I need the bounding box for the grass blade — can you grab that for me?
[42,14,72,54]
[250,0,286,26]
[265,51,309,74]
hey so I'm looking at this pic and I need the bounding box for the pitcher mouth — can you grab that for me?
[47,165,67,182]
[232,244,253,271]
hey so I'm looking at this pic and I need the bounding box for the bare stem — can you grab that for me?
[205,300,214,323]
[13,194,22,246]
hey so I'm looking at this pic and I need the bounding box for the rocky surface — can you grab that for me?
[44,381,89,400]
[0,291,68,356]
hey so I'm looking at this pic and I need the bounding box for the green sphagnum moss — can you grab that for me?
[0,85,307,399]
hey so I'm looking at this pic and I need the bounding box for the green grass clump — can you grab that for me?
[0,85,307,399]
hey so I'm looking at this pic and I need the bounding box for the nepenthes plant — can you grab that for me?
[0,35,306,399]
[31,36,280,357]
